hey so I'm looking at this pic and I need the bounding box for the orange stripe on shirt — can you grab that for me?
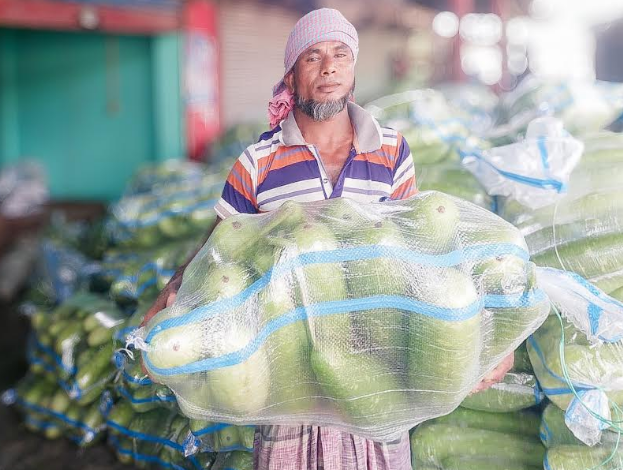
[354,149,394,169]
[391,179,417,200]
[226,160,254,199]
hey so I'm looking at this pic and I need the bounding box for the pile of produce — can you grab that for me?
[4,126,261,468]
[106,399,217,470]
[460,342,543,413]
[24,291,127,404]
[106,175,220,250]
[366,88,492,209]
[497,131,623,300]
[97,238,199,305]
[3,373,108,447]
[408,272,623,470]
[492,76,623,145]
[411,407,545,470]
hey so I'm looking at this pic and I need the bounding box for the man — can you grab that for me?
[145,8,513,469]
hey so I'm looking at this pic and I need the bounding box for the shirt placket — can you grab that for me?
[306,144,333,199]
[331,146,358,198]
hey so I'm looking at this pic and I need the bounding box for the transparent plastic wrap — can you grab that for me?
[114,353,177,414]
[106,238,199,305]
[211,451,253,470]
[94,249,143,292]
[0,160,49,217]
[365,89,486,166]
[416,162,492,211]
[527,268,623,446]
[112,304,178,413]
[107,175,221,249]
[33,239,98,304]
[494,75,623,142]
[539,403,619,448]
[132,192,550,441]
[106,401,217,470]
[436,82,500,135]
[410,423,545,470]
[114,305,257,453]
[2,374,109,446]
[460,371,543,413]
[544,445,623,470]
[429,407,541,438]
[188,420,254,453]
[488,131,623,293]
[462,118,584,210]
[26,291,127,405]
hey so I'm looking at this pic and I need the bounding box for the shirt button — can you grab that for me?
[323,178,329,183]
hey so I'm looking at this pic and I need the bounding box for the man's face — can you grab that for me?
[285,41,355,121]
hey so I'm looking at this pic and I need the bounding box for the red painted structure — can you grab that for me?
[182,0,220,160]
[0,0,180,34]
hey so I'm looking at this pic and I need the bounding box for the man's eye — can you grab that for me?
[307,56,320,62]
[336,53,347,58]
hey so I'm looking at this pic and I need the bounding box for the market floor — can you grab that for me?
[0,301,128,470]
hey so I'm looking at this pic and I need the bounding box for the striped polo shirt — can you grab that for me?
[214,102,417,219]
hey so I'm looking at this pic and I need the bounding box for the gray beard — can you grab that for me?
[294,90,351,122]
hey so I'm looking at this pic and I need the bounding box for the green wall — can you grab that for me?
[0,29,183,201]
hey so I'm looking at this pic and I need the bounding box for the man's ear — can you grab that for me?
[284,70,295,94]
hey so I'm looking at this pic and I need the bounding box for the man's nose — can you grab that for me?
[321,55,337,75]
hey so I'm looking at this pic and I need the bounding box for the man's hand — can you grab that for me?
[471,351,514,394]
[141,274,182,327]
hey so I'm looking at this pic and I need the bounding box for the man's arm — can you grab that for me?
[390,134,418,200]
[472,352,514,393]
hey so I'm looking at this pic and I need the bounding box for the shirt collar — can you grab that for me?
[280,101,383,153]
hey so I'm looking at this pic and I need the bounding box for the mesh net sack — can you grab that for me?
[188,420,255,453]
[416,162,493,211]
[112,304,179,414]
[539,403,619,448]
[365,89,490,166]
[103,238,199,305]
[544,446,623,470]
[459,371,543,413]
[132,191,549,441]
[497,76,623,140]
[527,267,623,446]
[106,400,217,469]
[26,291,126,405]
[3,374,109,447]
[107,174,221,249]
